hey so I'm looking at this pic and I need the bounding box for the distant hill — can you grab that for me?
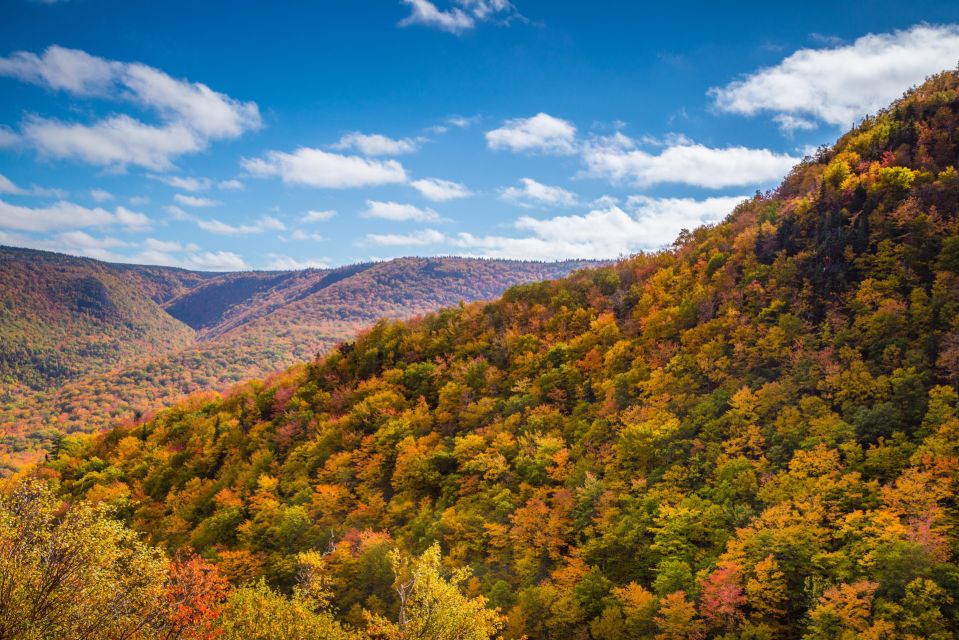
[0,246,198,395]
[0,252,597,460]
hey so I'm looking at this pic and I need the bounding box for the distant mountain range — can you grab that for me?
[0,247,597,466]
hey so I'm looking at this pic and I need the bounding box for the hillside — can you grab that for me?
[44,70,959,638]
[0,246,198,396]
[0,255,594,458]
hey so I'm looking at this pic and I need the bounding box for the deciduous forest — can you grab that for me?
[6,69,958,639]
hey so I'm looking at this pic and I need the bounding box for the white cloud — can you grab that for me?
[410,177,472,201]
[0,127,19,148]
[399,0,518,33]
[427,115,480,134]
[0,229,129,261]
[772,114,818,133]
[256,215,285,231]
[22,115,203,171]
[165,205,192,220]
[243,147,407,188]
[0,173,64,197]
[218,179,243,190]
[0,45,114,95]
[174,193,219,207]
[361,200,442,222]
[143,237,199,253]
[129,196,149,205]
[486,112,577,154]
[332,132,421,156]
[302,209,337,223]
[196,215,284,235]
[451,195,746,260]
[151,174,212,191]
[0,198,150,232]
[0,225,247,272]
[56,231,131,260]
[114,206,151,230]
[0,45,261,169]
[90,188,113,202]
[581,135,798,188]
[501,178,578,208]
[131,239,246,271]
[710,24,959,130]
[622,195,747,245]
[183,251,248,271]
[366,228,446,246]
[0,175,22,195]
[288,229,325,241]
[399,0,474,34]
[266,254,330,270]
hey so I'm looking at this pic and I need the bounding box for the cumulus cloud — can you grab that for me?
[0,198,151,232]
[196,215,285,235]
[710,24,959,130]
[486,112,577,154]
[501,178,579,208]
[365,228,446,246]
[90,189,113,202]
[398,0,517,34]
[410,177,472,201]
[450,195,746,260]
[266,254,330,270]
[0,45,261,169]
[360,200,442,222]
[174,193,220,207]
[301,209,337,223]
[114,206,151,230]
[243,147,407,188]
[21,115,203,171]
[581,134,798,188]
[218,179,243,190]
[332,132,422,156]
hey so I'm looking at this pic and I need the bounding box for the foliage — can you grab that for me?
[0,477,500,640]
[0,256,593,464]
[35,70,959,638]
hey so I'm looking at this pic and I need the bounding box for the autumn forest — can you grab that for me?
[1,64,957,639]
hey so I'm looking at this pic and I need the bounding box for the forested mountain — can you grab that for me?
[37,71,959,638]
[0,253,594,465]
[0,246,198,395]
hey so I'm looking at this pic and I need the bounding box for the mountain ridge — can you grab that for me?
[0,250,599,464]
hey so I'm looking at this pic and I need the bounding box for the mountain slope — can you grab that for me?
[0,256,595,454]
[47,70,959,638]
[0,246,197,396]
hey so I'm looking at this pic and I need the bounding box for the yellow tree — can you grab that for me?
[0,478,168,640]
[366,543,504,640]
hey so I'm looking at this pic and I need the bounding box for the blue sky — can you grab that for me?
[0,1,957,270]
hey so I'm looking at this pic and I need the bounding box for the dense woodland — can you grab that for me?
[0,255,590,467]
[6,70,959,638]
